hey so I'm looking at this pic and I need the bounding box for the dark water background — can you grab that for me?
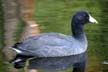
[34,0,108,72]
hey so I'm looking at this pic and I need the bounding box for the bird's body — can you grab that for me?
[14,33,87,57]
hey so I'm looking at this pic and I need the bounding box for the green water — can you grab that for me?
[34,0,108,72]
[0,0,5,71]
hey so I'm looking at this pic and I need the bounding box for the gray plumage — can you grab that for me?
[14,33,87,57]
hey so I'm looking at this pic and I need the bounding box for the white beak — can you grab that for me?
[89,14,98,24]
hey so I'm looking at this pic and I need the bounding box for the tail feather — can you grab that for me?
[11,42,23,54]
[12,42,22,48]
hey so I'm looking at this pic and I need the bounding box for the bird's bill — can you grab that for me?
[89,14,98,24]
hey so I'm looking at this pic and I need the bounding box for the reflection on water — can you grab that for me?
[35,0,108,72]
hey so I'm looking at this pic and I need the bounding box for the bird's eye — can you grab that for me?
[83,14,87,17]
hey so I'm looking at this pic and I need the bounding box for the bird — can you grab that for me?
[10,10,98,72]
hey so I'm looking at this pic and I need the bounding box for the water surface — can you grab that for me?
[34,0,108,72]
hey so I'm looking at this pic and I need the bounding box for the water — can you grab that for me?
[34,0,108,72]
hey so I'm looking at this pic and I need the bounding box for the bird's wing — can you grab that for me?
[16,33,75,57]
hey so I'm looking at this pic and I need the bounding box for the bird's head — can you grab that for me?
[72,10,98,25]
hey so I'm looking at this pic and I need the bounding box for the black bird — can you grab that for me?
[10,10,98,72]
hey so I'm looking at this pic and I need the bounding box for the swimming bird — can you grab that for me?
[10,10,98,71]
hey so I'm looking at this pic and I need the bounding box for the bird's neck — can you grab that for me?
[72,22,86,41]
